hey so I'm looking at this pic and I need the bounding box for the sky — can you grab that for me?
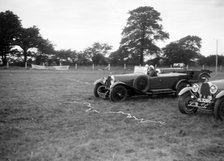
[0,0,224,57]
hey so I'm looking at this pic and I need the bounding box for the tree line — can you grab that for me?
[0,8,223,67]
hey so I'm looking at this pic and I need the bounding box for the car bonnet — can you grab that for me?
[111,73,143,82]
[209,79,224,90]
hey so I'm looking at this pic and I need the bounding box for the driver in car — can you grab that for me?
[147,65,157,77]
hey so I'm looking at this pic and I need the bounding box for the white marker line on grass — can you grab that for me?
[65,80,165,125]
[67,100,165,126]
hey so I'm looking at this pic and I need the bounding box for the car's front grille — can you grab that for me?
[200,83,210,98]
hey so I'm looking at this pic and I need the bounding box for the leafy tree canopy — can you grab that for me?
[178,35,201,53]
[83,42,112,65]
[15,26,54,64]
[120,6,169,65]
[162,35,202,65]
[0,10,22,65]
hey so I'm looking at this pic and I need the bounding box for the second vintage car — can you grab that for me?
[94,66,211,102]
[178,79,224,120]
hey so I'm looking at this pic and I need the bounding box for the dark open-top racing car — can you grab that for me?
[94,66,211,102]
[178,79,224,120]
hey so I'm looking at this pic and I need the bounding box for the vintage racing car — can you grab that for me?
[178,79,224,120]
[94,66,211,102]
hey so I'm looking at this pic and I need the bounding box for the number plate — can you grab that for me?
[197,98,211,103]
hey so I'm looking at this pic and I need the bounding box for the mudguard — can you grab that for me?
[178,86,192,96]
[94,78,104,85]
[110,81,129,89]
[215,91,224,99]
[175,79,188,90]
[110,81,145,94]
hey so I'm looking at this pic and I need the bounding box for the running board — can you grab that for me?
[146,89,175,95]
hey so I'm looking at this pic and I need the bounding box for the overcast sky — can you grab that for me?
[0,0,224,56]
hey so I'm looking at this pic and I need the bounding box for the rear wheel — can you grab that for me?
[178,92,197,114]
[94,83,102,97]
[214,97,224,120]
[109,85,127,102]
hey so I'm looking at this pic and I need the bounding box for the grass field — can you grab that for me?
[0,68,224,161]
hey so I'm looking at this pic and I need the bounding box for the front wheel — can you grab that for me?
[214,97,224,120]
[94,83,102,97]
[109,85,128,102]
[178,92,197,114]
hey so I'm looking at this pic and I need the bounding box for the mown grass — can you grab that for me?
[0,68,224,161]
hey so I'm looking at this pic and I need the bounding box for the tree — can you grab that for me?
[53,49,78,65]
[120,6,169,65]
[15,26,54,64]
[198,55,224,66]
[178,35,201,53]
[109,46,140,65]
[76,52,91,65]
[83,42,112,65]
[0,10,22,65]
[109,48,128,65]
[163,35,202,65]
[37,38,54,55]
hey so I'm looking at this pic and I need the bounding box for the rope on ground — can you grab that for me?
[67,100,165,126]
[65,78,166,125]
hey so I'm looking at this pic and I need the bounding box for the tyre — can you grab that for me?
[133,75,149,92]
[176,82,188,96]
[214,97,224,120]
[94,83,102,97]
[178,92,197,114]
[109,85,128,102]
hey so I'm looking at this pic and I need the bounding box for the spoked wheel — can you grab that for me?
[109,85,127,102]
[133,75,149,92]
[214,97,224,120]
[94,83,102,97]
[178,92,197,114]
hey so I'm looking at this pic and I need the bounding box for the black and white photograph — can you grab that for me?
[0,0,224,160]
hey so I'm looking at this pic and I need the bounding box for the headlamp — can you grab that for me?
[192,83,199,93]
[210,84,218,94]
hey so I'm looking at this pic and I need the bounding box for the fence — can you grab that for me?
[1,62,223,73]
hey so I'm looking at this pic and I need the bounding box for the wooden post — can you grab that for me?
[75,63,77,70]
[124,63,126,70]
[215,40,218,75]
[108,64,111,71]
